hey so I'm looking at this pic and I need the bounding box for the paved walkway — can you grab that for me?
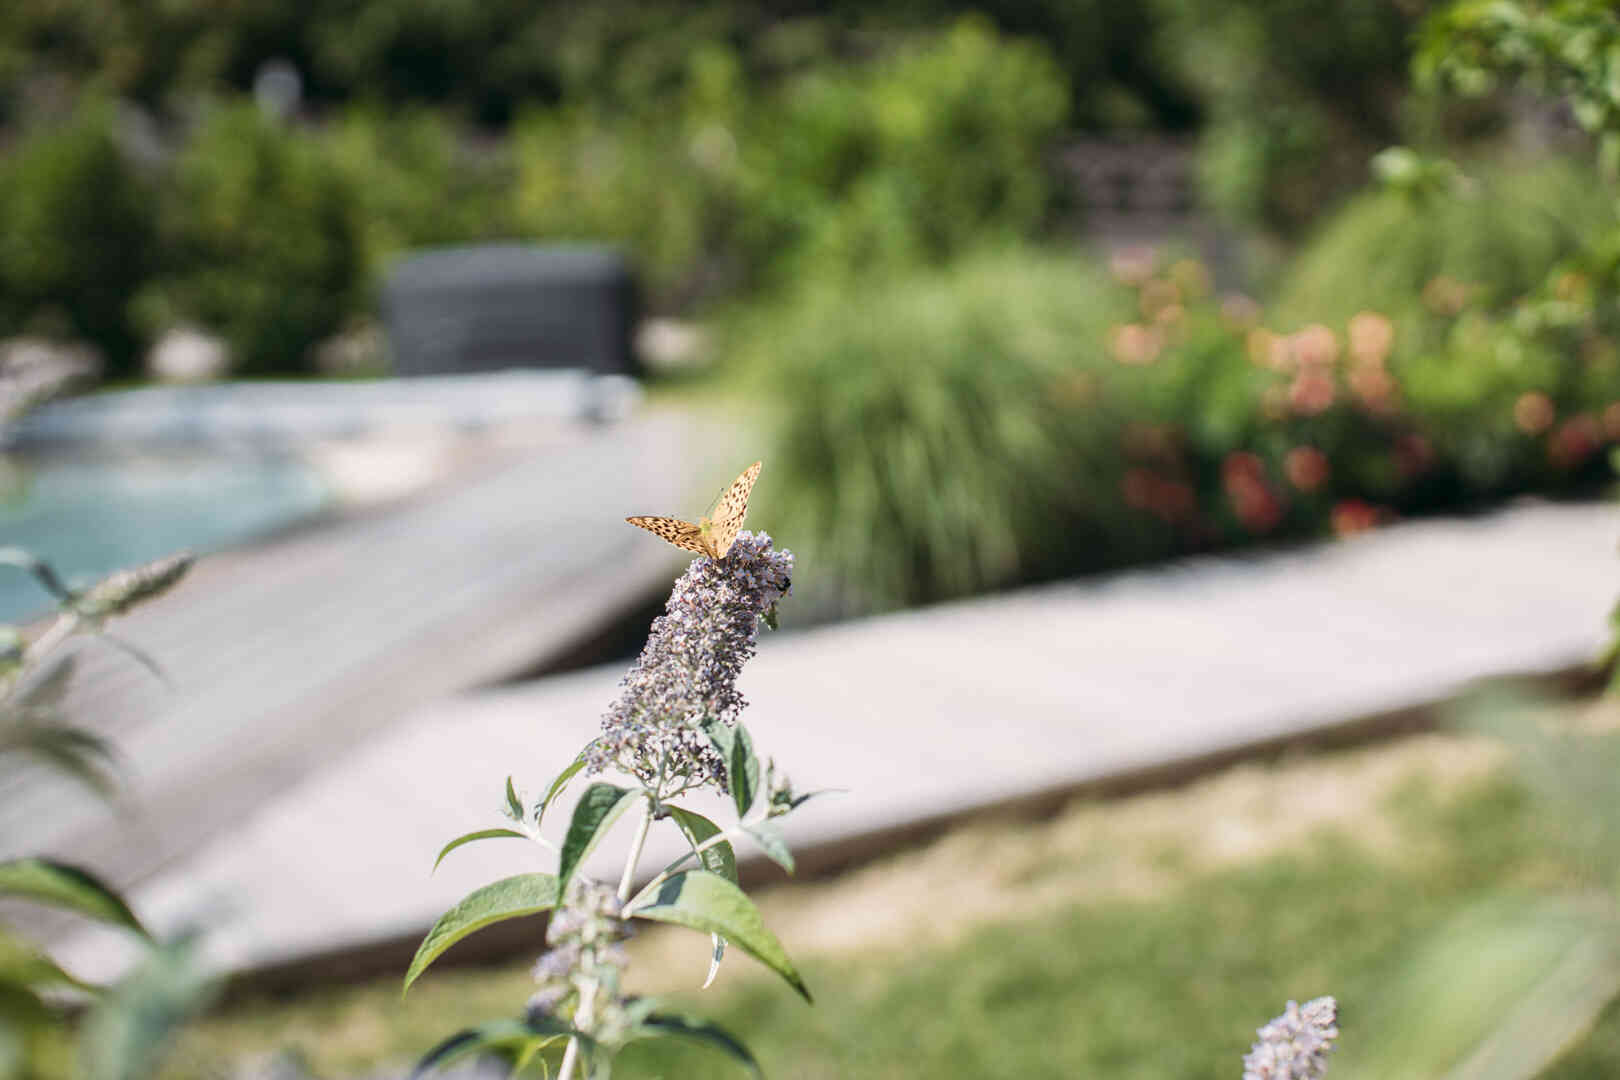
[49,499,1619,984]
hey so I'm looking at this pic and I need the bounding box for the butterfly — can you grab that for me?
[627,461,763,560]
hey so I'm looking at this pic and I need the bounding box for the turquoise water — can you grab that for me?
[0,454,331,623]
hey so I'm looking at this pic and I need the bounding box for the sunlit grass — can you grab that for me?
[167,728,1620,1079]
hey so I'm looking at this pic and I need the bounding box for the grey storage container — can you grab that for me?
[382,245,638,377]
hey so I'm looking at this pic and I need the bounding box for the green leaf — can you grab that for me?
[80,934,215,1080]
[403,874,559,994]
[535,753,587,829]
[706,934,727,989]
[744,823,795,875]
[0,549,72,603]
[628,871,811,1002]
[667,806,738,989]
[412,1018,581,1077]
[0,860,146,938]
[729,726,760,819]
[432,829,528,872]
[666,806,738,884]
[0,928,96,994]
[12,725,120,800]
[504,776,524,821]
[558,784,640,894]
[631,1012,763,1078]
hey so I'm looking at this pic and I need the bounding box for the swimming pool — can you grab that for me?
[0,453,331,623]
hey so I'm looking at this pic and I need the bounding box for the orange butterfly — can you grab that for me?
[627,461,762,560]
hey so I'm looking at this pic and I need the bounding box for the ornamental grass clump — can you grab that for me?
[408,529,820,1079]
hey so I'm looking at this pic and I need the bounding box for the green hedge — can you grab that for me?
[0,101,156,377]
[0,20,1068,372]
[511,17,1069,306]
[133,103,366,376]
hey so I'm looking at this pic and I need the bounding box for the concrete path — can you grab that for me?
[50,498,1619,985]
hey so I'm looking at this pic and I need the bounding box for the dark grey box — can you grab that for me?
[382,245,638,377]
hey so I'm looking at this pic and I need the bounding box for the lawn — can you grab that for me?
[164,710,1620,1079]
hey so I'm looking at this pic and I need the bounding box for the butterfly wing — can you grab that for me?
[703,460,762,559]
[626,516,709,556]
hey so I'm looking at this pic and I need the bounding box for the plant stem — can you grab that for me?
[558,796,654,1080]
[626,828,741,911]
[1,613,79,706]
[618,799,654,903]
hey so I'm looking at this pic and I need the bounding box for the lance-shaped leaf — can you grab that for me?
[412,1016,583,1077]
[708,724,760,819]
[744,822,795,875]
[627,871,811,1002]
[558,784,640,893]
[666,806,738,989]
[0,548,72,603]
[666,806,738,884]
[431,829,527,872]
[0,859,147,938]
[730,726,761,819]
[630,1012,763,1078]
[503,777,524,821]
[0,928,96,994]
[80,934,215,1080]
[403,873,558,994]
[11,725,120,800]
[534,753,587,828]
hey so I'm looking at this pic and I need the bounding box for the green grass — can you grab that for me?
[166,731,1620,1079]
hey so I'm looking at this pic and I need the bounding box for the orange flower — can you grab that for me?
[1284,446,1330,492]
[1288,371,1336,416]
[1548,414,1602,469]
[1331,499,1384,537]
[1109,323,1164,366]
[1513,391,1555,435]
[1347,311,1394,365]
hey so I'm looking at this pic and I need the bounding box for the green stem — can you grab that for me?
[625,828,740,912]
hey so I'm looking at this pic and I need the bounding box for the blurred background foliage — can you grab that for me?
[2,0,1619,612]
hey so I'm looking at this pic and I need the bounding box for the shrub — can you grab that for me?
[510,19,1069,309]
[746,250,1134,612]
[741,17,1069,288]
[755,243,1620,613]
[327,106,515,281]
[508,49,744,308]
[1272,156,1618,342]
[138,103,366,375]
[1148,0,1440,236]
[0,101,156,377]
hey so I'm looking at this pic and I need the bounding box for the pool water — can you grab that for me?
[0,454,331,623]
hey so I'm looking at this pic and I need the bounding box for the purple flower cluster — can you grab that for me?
[586,531,792,793]
[1242,997,1339,1080]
